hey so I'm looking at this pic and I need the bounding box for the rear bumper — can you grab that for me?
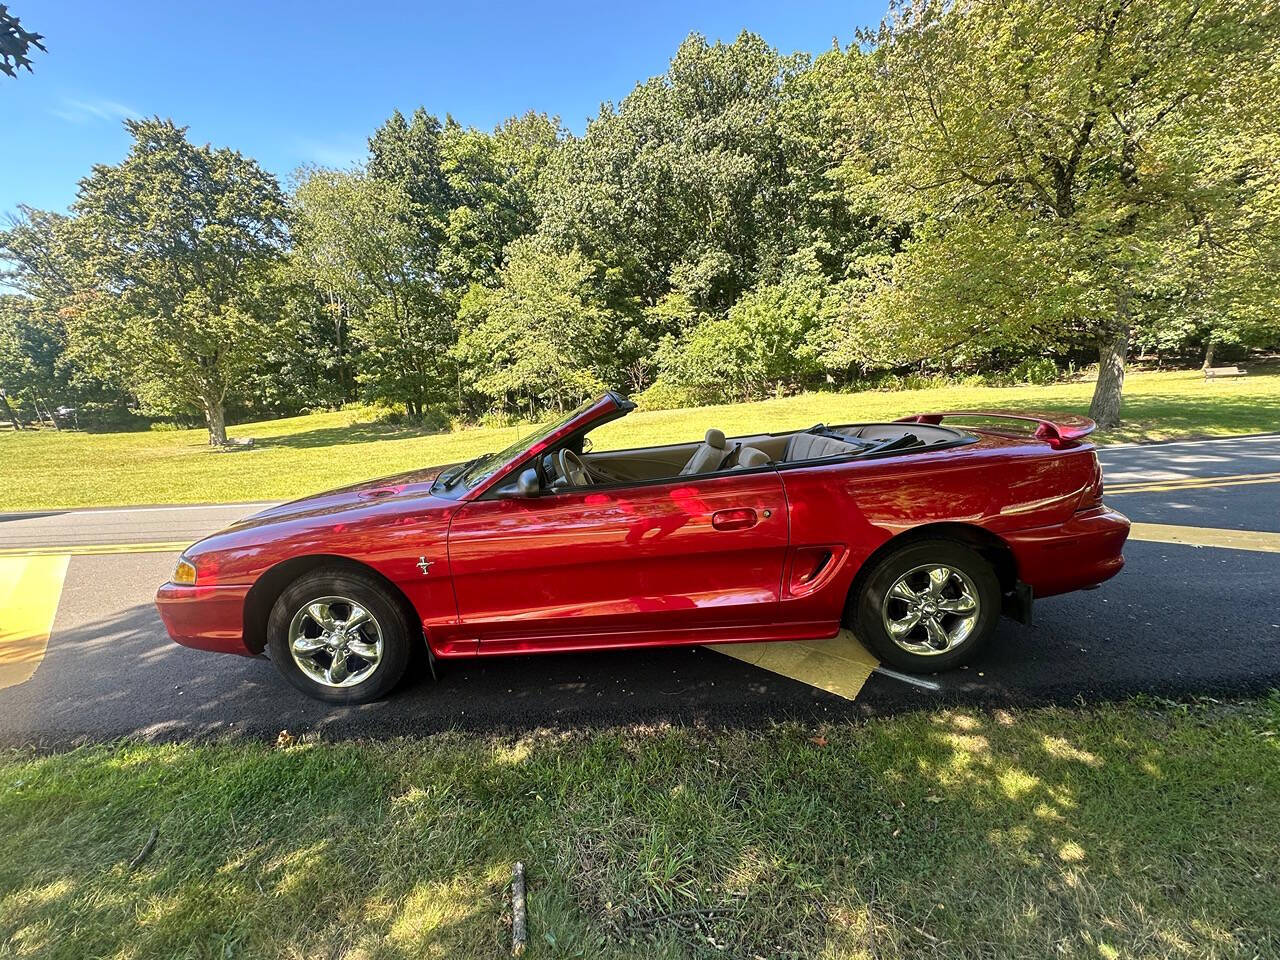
[155,582,253,656]
[1005,506,1130,599]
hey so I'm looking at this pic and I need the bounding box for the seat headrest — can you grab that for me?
[736,446,771,468]
[704,428,726,449]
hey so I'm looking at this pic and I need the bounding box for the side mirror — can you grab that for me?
[499,467,541,499]
[516,468,540,497]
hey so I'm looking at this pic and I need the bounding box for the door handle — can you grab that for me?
[712,508,758,531]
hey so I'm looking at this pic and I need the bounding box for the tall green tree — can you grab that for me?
[367,108,453,265]
[538,32,806,317]
[455,236,620,415]
[439,112,561,292]
[291,168,454,417]
[71,118,289,443]
[0,207,135,425]
[849,0,1275,426]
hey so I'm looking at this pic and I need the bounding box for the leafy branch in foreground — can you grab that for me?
[0,4,45,78]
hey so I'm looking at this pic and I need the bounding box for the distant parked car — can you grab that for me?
[156,392,1129,703]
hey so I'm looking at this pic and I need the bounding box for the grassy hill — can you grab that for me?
[2,369,1277,510]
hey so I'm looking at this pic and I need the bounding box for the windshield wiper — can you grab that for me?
[433,454,487,491]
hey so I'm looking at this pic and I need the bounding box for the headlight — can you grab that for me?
[172,557,197,586]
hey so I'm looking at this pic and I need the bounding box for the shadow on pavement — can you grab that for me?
[1,540,1278,746]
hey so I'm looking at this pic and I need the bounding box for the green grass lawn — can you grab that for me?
[2,697,1277,959]
[2,368,1278,510]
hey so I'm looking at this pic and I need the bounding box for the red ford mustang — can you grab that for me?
[156,392,1129,703]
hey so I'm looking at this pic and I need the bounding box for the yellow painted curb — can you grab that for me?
[1128,522,1280,554]
[709,629,879,701]
[0,555,71,690]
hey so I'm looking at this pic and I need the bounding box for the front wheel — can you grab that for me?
[267,567,412,703]
[853,540,1000,673]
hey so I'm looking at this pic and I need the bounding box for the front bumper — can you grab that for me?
[155,581,253,656]
[1004,506,1130,599]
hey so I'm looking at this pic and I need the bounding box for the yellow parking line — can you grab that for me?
[709,629,879,700]
[0,541,188,558]
[1109,471,1280,495]
[1128,522,1280,554]
[0,555,70,690]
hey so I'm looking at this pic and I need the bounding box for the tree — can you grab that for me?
[236,264,356,416]
[0,5,44,79]
[454,237,620,415]
[71,119,289,444]
[291,168,454,417]
[0,208,137,426]
[646,276,826,406]
[849,0,1274,426]
[367,108,453,271]
[0,206,78,304]
[537,33,806,317]
[438,112,561,292]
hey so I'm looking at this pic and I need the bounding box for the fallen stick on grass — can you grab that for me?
[511,861,527,956]
[129,828,158,870]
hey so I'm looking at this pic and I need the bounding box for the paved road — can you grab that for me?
[1,434,1278,744]
[0,502,273,550]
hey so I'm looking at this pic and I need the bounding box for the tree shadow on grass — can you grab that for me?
[1,701,1278,958]
[247,420,453,452]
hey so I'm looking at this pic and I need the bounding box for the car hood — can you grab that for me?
[229,463,456,531]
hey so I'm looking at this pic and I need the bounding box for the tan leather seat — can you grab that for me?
[679,428,730,475]
[783,432,860,462]
[732,446,771,470]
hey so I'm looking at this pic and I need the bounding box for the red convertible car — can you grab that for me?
[156,392,1129,703]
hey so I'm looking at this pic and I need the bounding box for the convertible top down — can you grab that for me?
[157,392,1130,703]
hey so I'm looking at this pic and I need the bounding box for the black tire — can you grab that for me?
[266,567,412,704]
[852,539,1000,673]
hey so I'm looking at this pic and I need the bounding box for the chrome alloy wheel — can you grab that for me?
[287,596,384,688]
[881,563,980,656]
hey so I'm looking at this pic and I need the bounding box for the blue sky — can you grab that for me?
[1,1,885,216]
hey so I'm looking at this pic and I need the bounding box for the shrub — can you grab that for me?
[646,278,826,405]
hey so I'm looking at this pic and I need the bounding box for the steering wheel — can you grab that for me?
[555,448,592,487]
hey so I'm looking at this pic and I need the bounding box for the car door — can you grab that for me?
[446,469,789,651]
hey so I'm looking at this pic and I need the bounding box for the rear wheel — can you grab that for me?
[853,540,1000,673]
[267,567,412,704]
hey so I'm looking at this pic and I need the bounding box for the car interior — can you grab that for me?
[538,421,972,489]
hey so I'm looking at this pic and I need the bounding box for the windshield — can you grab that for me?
[446,397,602,492]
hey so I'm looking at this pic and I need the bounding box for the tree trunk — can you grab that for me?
[1202,341,1215,370]
[0,391,22,431]
[1090,132,1139,432]
[35,396,59,430]
[205,398,228,446]
[1089,331,1128,429]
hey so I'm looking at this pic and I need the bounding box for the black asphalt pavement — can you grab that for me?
[1,434,1278,744]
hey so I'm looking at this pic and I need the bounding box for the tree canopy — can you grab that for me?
[846,0,1278,424]
[1,14,1276,432]
[67,119,288,443]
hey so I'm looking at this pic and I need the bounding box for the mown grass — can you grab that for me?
[1,697,1278,959]
[1,369,1277,510]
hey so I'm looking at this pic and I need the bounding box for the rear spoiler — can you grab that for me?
[894,411,1097,449]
